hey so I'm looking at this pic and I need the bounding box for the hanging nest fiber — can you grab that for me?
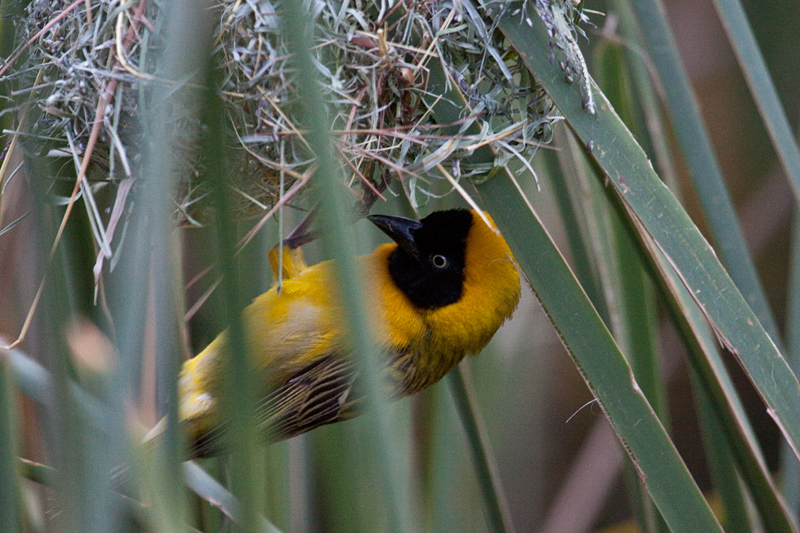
[4,0,576,232]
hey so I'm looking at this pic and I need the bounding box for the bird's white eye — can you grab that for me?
[432,255,448,268]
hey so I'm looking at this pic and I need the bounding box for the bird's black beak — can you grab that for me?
[367,214,423,259]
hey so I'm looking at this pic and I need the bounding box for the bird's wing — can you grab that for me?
[256,353,361,440]
[188,354,360,458]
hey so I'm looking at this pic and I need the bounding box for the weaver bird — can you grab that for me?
[179,209,520,457]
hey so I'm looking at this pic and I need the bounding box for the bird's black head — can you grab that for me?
[368,209,473,310]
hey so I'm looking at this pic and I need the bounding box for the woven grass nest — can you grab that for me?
[5,0,578,229]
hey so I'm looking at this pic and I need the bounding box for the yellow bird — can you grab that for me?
[178,209,520,457]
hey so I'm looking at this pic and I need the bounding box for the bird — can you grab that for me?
[178,208,521,457]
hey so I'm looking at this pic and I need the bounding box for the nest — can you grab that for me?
[4,0,572,233]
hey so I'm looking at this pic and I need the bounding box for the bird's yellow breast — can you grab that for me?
[424,213,520,355]
[386,214,520,391]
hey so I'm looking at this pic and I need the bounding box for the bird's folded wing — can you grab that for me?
[257,353,360,441]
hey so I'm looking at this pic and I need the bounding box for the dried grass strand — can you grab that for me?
[0,0,86,79]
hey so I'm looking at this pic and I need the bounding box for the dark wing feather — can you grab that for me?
[257,354,361,439]
[189,354,361,458]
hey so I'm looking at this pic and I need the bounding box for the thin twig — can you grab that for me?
[235,167,314,253]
